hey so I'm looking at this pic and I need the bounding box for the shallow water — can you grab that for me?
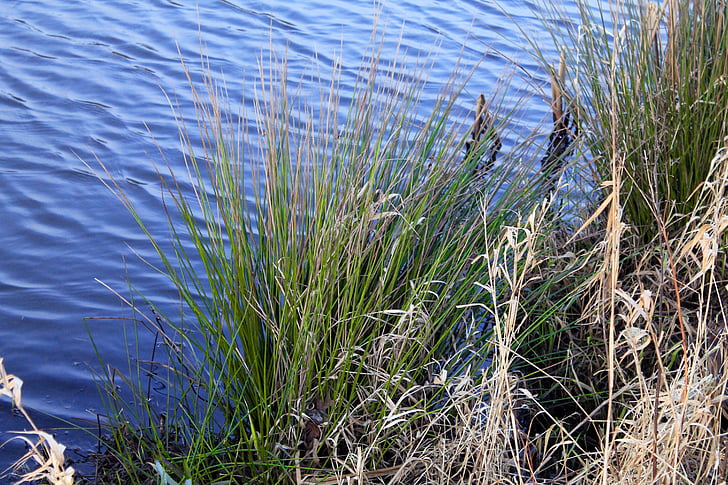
[0,0,569,474]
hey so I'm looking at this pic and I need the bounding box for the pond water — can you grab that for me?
[0,0,573,475]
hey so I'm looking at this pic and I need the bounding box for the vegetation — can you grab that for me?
[86,34,552,484]
[0,359,75,485]
[2,1,727,484]
[530,0,728,240]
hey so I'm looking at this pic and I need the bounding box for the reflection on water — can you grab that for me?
[0,0,562,468]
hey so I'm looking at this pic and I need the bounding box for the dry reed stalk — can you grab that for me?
[0,358,76,485]
[530,145,728,485]
[591,144,728,485]
[600,39,626,482]
[381,199,563,485]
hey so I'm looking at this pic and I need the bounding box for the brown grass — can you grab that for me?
[0,358,76,485]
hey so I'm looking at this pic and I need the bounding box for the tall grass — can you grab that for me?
[90,33,552,483]
[527,0,728,240]
[405,143,728,484]
[493,1,728,483]
[84,2,728,484]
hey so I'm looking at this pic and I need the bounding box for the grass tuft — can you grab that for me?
[83,3,728,484]
[529,0,728,241]
[89,31,555,484]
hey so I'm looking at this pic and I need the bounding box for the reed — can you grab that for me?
[490,1,728,482]
[396,146,728,482]
[85,2,728,484]
[90,33,552,484]
[528,0,728,241]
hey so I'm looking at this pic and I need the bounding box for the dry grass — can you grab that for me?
[0,358,76,485]
[593,143,728,485]
[378,144,728,485]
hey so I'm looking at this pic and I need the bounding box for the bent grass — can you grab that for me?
[0,358,75,485]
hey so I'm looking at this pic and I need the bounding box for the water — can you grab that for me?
[0,0,565,475]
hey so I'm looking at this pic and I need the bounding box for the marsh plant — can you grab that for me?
[505,1,728,482]
[528,0,728,240]
[91,33,555,483]
[85,1,728,484]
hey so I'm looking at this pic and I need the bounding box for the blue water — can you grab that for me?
[0,0,566,475]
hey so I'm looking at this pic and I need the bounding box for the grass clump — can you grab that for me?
[518,0,728,389]
[89,33,551,484]
[532,0,728,240]
[496,1,728,482]
[548,135,728,485]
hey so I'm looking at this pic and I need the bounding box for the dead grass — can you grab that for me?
[392,146,726,485]
[0,358,76,485]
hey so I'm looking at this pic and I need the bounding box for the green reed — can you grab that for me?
[91,32,553,483]
[529,0,728,241]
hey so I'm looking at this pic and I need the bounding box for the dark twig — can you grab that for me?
[465,93,502,173]
[541,53,577,193]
